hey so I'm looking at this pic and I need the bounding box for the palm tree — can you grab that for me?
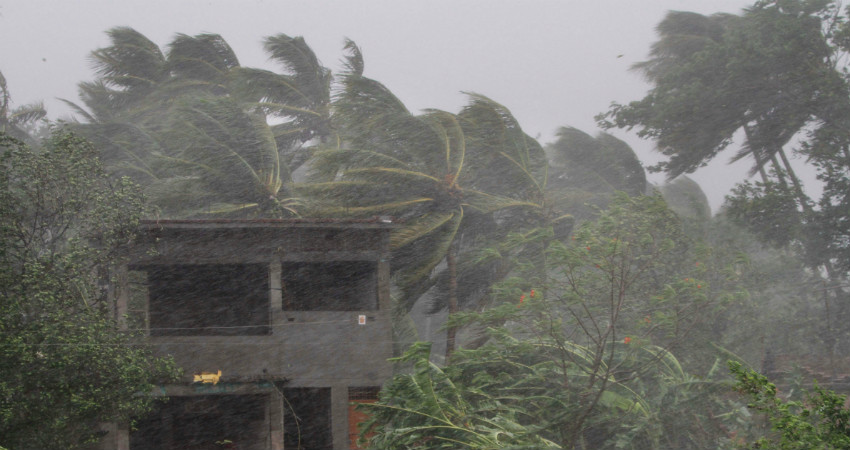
[304,43,543,358]
[462,127,651,352]
[231,33,336,174]
[64,28,337,217]
[155,95,296,217]
[60,27,206,184]
[0,71,47,143]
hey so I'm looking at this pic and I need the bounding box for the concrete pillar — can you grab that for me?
[377,258,390,312]
[270,389,284,450]
[270,261,283,330]
[115,422,129,450]
[331,385,349,450]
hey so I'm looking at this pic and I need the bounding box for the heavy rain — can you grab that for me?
[1,0,849,449]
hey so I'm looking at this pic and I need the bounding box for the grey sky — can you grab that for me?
[3,0,804,211]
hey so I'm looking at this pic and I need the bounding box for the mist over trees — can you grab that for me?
[3,0,850,448]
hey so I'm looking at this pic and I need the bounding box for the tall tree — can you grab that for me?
[65,28,336,217]
[232,33,337,172]
[599,0,843,198]
[599,0,850,327]
[305,44,544,358]
[0,131,178,450]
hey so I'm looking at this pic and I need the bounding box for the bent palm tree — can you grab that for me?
[156,96,295,217]
[232,33,336,173]
[64,28,337,217]
[304,43,542,357]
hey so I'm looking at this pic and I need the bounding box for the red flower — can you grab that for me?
[697,284,702,289]
[517,294,525,307]
[586,246,591,251]
[530,289,536,298]
[623,336,632,344]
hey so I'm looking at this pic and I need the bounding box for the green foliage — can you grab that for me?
[363,195,741,449]
[602,0,850,369]
[308,53,545,316]
[600,0,841,180]
[66,28,335,218]
[0,71,46,144]
[724,179,802,248]
[359,342,561,450]
[546,127,646,197]
[731,361,850,449]
[658,176,712,221]
[0,131,178,450]
[157,95,295,217]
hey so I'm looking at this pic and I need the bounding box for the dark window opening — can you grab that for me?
[144,264,269,336]
[131,394,268,450]
[283,387,332,450]
[281,262,377,311]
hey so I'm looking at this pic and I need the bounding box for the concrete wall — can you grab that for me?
[113,222,394,450]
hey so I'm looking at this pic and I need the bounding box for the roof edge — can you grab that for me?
[139,217,398,230]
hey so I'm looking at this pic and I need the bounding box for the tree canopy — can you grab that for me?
[0,131,178,450]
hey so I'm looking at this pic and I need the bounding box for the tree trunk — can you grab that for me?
[769,154,789,188]
[776,147,814,214]
[444,240,459,361]
[743,125,771,183]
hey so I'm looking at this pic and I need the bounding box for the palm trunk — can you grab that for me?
[769,154,789,188]
[743,125,770,183]
[776,147,813,214]
[444,240,459,361]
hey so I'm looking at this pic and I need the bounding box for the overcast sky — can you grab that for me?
[3,0,815,212]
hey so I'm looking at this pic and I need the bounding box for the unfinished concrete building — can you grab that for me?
[102,219,394,450]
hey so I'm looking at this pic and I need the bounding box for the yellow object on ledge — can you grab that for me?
[193,370,222,385]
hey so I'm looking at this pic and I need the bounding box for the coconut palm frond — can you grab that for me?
[459,93,548,197]
[341,38,364,76]
[230,67,314,109]
[168,96,284,199]
[463,190,542,214]
[89,27,166,91]
[57,98,96,123]
[343,167,441,186]
[395,210,463,295]
[308,148,411,181]
[422,109,466,177]
[264,33,331,103]
[167,33,239,84]
[391,212,456,249]
[309,198,433,218]
[294,181,432,213]
[9,103,46,126]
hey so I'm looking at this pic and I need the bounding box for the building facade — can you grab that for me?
[102,219,395,450]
